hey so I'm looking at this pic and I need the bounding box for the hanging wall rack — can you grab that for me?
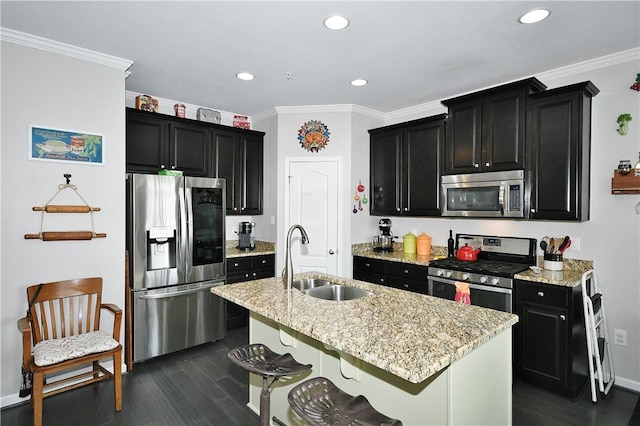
[24,174,107,241]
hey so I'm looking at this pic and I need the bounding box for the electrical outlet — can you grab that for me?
[614,329,627,346]
[270,215,275,225]
[570,237,580,251]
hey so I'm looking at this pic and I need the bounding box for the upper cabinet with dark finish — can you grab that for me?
[211,129,264,215]
[126,108,265,215]
[527,81,599,221]
[442,78,546,175]
[369,115,446,216]
[126,108,210,176]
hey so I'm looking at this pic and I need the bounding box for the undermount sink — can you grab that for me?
[292,278,332,291]
[304,284,372,301]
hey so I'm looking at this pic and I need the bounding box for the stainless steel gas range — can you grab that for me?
[427,234,537,313]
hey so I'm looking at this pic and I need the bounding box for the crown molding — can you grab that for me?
[537,47,640,82]
[0,27,133,71]
[273,104,385,120]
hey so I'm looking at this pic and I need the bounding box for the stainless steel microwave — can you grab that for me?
[441,170,524,218]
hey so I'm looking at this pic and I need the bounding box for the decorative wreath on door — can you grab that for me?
[298,120,330,152]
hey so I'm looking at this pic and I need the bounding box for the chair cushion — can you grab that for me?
[33,330,119,367]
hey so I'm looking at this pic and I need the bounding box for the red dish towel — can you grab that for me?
[454,281,471,305]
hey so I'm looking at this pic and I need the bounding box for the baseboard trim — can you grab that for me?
[615,376,640,394]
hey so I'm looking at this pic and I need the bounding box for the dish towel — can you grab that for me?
[454,281,471,305]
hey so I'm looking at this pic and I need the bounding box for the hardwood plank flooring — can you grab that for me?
[3,325,638,425]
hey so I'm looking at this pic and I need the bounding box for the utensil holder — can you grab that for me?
[544,253,563,271]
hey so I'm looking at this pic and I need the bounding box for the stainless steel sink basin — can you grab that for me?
[304,284,372,301]
[292,278,332,291]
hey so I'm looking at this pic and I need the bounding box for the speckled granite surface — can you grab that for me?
[211,272,518,384]
[226,240,275,258]
[353,243,593,288]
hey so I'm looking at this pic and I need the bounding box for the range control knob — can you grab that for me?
[462,273,470,280]
[436,270,444,277]
[490,277,500,286]
[480,276,488,283]
[444,270,453,278]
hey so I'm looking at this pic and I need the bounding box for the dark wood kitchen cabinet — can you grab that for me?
[126,108,210,176]
[226,254,275,328]
[353,256,429,294]
[369,114,446,216]
[514,279,588,398]
[442,78,546,175]
[212,129,264,215]
[527,81,599,221]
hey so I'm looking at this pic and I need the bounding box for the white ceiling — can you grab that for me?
[2,1,639,116]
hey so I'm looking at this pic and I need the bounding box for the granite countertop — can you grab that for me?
[352,243,593,288]
[211,272,518,384]
[226,241,276,258]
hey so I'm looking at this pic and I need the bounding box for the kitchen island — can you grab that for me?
[212,273,518,425]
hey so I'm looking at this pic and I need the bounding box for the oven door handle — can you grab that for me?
[429,277,512,294]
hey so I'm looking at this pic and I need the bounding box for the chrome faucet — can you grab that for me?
[283,224,309,290]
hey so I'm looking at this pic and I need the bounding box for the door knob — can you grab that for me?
[329,250,335,255]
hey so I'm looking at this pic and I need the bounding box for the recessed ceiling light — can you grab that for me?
[518,9,550,24]
[324,15,349,30]
[351,79,368,87]
[236,72,255,81]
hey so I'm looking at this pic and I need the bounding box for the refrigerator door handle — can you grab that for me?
[137,283,222,299]
[179,178,190,278]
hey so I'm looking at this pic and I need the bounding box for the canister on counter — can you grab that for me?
[543,253,563,271]
[416,233,432,257]
[174,104,186,118]
[403,233,416,254]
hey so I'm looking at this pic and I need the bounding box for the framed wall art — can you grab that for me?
[29,125,104,165]
[298,120,330,152]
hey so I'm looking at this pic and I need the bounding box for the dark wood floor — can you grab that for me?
[2,324,638,425]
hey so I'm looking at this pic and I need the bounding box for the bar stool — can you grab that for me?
[228,344,312,426]
[287,376,402,426]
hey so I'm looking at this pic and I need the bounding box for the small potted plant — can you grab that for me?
[617,113,632,135]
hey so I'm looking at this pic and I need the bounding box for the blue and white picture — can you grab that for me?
[30,126,103,165]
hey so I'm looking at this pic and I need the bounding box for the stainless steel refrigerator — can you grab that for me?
[126,173,226,363]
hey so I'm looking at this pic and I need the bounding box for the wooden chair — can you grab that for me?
[17,277,123,426]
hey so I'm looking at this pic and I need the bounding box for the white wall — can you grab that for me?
[271,108,355,277]
[1,40,130,405]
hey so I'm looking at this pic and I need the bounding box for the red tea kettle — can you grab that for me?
[456,244,480,261]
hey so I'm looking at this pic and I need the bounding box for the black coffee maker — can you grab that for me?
[237,222,255,250]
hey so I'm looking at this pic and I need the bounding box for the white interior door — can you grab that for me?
[287,159,339,276]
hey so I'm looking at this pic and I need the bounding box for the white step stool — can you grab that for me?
[581,270,615,402]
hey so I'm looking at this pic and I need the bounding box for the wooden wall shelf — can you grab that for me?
[611,170,640,194]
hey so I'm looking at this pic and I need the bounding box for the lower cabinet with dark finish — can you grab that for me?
[226,254,275,329]
[513,279,588,398]
[353,256,429,294]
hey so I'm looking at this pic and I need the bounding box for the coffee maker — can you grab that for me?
[237,222,255,250]
[372,218,395,252]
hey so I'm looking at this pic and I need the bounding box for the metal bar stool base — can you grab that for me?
[228,344,312,426]
[288,377,402,426]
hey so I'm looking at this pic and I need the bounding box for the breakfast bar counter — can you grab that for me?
[213,272,518,425]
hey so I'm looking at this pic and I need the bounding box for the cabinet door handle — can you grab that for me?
[560,315,566,321]
[537,291,544,297]
[365,263,371,267]
[403,269,409,274]
[329,250,335,255]
[485,162,490,167]
[474,163,479,168]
